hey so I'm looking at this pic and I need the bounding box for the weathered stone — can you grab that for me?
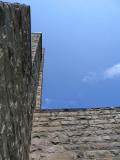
[0,2,42,160]
[42,152,74,160]
[30,108,120,160]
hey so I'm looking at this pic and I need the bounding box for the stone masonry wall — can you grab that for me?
[30,108,120,160]
[35,48,44,110]
[0,2,42,160]
[31,33,42,109]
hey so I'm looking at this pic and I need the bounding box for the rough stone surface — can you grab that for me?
[0,2,42,160]
[30,108,120,160]
[31,33,43,109]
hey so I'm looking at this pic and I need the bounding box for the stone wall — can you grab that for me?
[30,108,120,160]
[35,48,44,110]
[0,2,42,160]
[31,33,42,109]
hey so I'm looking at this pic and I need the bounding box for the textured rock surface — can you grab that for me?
[0,2,42,160]
[31,33,42,109]
[35,48,44,110]
[30,108,120,160]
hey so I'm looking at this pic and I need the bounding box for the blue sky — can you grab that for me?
[5,0,120,108]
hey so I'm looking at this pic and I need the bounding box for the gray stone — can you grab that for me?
[30,108,120,160]
[0,2,42,160]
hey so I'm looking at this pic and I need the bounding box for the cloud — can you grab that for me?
[44,98,52,105]
[103,63,120,79]
[82,63,120,83]
[82,72,97,83]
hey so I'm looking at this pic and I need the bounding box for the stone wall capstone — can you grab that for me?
[0,2,42,160]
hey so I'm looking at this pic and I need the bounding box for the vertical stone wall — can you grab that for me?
[35,48,44,109]
[0,2,42,160]
[30,108,120,160]
[31,33,43,109]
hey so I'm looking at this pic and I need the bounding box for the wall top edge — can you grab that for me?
[32,32,42,34]
[31,33,42,38]
[0,1,29,6]
[34,106,120,113]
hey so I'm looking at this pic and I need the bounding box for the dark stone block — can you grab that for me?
[0,2,34,160]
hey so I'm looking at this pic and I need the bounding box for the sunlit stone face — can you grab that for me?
[42,152,73,160]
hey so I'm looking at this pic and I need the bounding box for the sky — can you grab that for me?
[4,0,120,109]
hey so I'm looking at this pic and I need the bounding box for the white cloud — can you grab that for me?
[82,63,120,83]
[82,72,97,82]
[44,98,52,105]
[104,63,120,79]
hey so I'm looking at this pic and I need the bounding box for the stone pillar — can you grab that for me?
[0,2,32,160]
[31,33,43,110]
